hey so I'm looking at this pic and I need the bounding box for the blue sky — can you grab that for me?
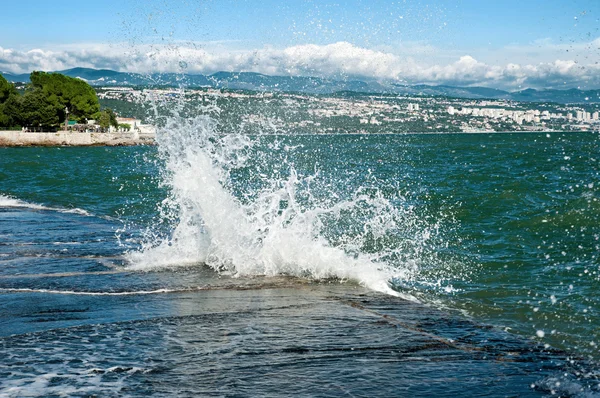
[2,0,597,49]
[1,0,600,89]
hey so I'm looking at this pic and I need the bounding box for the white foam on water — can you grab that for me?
[0,195,47,210]
[0,287,204,296]
[0,369,127,398]
[0,194,93,216]
[126,114,441,300]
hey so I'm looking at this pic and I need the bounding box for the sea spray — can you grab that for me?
[126,112,450,298]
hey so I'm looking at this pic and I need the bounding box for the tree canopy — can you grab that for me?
[0,74,17,104]
[96,108,118,129]
[0,74,19,127]
[29,71,100,124]
[19,90,61,128]
[0,71,103,130]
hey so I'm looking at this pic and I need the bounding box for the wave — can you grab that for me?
[0,194,92,216]
[125,115,446,300]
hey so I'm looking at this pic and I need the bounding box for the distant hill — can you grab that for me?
[3,67,600,104]
[1,71,31,83]
[509,88,600,103]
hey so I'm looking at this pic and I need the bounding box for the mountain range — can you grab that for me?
[2,67,600,104]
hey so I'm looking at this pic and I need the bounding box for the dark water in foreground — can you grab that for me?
[1,132,599,396]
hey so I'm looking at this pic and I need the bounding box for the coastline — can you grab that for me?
[0,131,155,147]
[2,130,594,148]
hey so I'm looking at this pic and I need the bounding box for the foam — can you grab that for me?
[0,194,92,216]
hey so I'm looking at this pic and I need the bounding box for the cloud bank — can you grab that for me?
[2,40,600,90]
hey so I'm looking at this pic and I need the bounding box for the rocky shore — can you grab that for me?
[0,131,155,147]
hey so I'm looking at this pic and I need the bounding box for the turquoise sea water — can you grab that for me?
[1,131,599,396]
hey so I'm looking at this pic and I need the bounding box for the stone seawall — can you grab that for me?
[0,131,155,147]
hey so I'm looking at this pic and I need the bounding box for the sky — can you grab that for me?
[1,0,600,90]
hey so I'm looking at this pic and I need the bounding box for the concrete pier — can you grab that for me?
[0,131,155,146]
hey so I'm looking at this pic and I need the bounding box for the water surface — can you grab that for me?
[1,131,599,396]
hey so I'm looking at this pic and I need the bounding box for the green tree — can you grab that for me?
[0,72,116,130]
[0,104,9,127]
[0,94,23,127]
[29,71,100,123]
[19,89,60,129]
[0,74,18,127]
[0,74,17,104]
[95,108,118,130]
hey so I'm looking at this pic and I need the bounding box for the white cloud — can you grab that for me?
[2,40,600,90]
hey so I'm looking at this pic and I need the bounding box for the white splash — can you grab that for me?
[127,114,439,299]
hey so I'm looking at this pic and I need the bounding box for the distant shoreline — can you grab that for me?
[0,131,155,147]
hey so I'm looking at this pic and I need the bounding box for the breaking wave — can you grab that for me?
[126,114,448,298]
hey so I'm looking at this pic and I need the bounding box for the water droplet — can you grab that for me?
[536,330,545,338]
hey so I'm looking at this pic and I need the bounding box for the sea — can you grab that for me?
[0,113,599,396]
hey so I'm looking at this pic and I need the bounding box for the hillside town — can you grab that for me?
[97,86,600,134]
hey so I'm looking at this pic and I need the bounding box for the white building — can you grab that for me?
[111,117,157,136]
[113,117,142,132]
